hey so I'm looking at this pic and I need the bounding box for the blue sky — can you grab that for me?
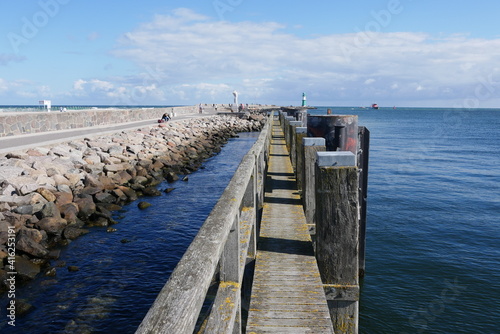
[1,0,500,107]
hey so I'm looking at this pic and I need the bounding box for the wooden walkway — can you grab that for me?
[246,120,334,333]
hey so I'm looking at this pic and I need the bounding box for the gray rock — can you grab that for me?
[63,226,89,240]
[0,166,25,181]
[74,195,96,220]
[38,202,61,219]
[1,184,17,196]
[15,256,41,280]
[13,205,35,215]
[36,217,67,235]
[94,192,116,204]
[104,164,125,173]
[16,228,49,258]
[142,187,161,197]
[138,201,151,209]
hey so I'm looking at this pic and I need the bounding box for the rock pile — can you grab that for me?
[0,114,266,291]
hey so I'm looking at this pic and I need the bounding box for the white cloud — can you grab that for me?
[8,8,493,106]
[0,78,52,101]
[104,9,500,106]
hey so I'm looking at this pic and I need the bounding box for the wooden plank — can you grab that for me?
[204,282,240,334]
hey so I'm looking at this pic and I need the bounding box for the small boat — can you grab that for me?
[371,103,379,109]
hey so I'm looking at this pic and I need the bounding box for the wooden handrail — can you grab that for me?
[136,111,274,334]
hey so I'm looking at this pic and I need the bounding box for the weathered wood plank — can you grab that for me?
[204,282,240,334]
[246,327,333,334]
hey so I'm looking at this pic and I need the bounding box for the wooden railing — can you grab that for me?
[136,111,274,334]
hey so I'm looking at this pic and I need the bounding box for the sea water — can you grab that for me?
[309,107,499,333]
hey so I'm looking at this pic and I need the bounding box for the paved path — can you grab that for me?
[246,120,333,333]
[0,112,211,155]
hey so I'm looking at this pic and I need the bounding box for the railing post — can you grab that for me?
[247,163,258,259]
[315,151,359,334]
[220,214,242,333]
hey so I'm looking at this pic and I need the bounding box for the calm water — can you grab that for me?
[2,108,499,333]
[309,107,499,333]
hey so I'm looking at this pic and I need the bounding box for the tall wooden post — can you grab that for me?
[302,137,326,232]
[295,127,307,190]
[284,116,295,150]
[315,151,359,334]
[289,121,302,171]
[357,126,370,278]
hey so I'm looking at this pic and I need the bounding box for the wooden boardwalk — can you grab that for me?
[246,120,334,334]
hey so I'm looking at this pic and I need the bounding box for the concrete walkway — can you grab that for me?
[246,120,333,333]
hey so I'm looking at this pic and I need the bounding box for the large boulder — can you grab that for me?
[59,203,79,225]
[35,217,67,235]
[14,256,41,280]
[16,228,49,258]
[74,195,96,220]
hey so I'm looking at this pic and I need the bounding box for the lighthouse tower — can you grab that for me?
[301,92,307,107]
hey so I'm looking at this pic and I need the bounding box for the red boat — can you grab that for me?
[371,103,379,109]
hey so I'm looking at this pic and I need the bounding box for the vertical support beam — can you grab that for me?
[289,121,302,171]
[247,163,258,259]
[284,116,295,149]
[220,214,242,333]
[307,115,358,156]
[357,126,370,278]
[302,138,326,232]
[221,215,242,283]
[295,127,307,190]
[315,152,359,334]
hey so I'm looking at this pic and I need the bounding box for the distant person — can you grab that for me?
[327,108,332,115]
[161,113,170,122]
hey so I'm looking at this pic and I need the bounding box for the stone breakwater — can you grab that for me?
[0,106,199,137]
[0,114,265,291]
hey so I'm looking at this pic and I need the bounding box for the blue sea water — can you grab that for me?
[309,107,500,333]
[1,107,499,333]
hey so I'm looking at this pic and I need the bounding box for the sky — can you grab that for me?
[1,0,500,107]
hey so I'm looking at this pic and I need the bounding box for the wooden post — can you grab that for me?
[289,121,302,171]
[315,151,359,334]
[357,126,370,278]
[284,116,294,150]
[307,115,358,156]
[302,138,326,233]
[295,127,307,190]
[220,214,242,333]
